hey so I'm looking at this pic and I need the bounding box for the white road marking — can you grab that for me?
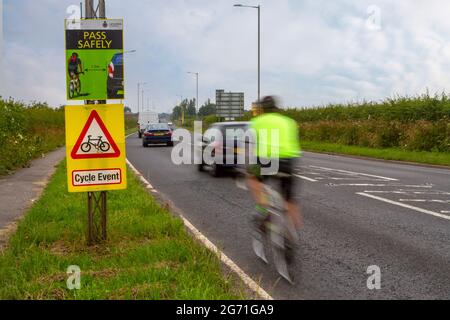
[441,211,450,214]
[293,174,318,182]
[365,190,450,195]
[309,166,398,181]
[399,199,450,204]
[357,192,450,221]
[126,158,273,300]
[328,184,433,188]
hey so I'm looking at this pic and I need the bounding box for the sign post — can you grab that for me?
[65,104,127,245]
[65,1,127,245]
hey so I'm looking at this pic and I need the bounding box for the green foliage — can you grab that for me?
[280,93,450,153]
[0,98,65,175]
[198,99,216,117]
[0,162,242,299]
[286,93,450,123]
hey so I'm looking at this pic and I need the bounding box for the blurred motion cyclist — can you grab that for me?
[247,96,303,252]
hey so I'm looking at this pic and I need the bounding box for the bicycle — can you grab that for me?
[235,169,299,284]
[68,71,83,99]
[81,135,111,153]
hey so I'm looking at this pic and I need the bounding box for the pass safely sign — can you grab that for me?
[65,104,127,193]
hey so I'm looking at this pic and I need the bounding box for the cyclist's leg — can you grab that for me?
[280,159,303,231]
[247,163,270,234]
[247,162,268,207]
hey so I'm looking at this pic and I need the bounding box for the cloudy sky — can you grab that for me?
[2,0,450,113]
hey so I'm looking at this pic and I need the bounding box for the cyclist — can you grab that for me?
[247,96,303,242]
[68,52,83,83]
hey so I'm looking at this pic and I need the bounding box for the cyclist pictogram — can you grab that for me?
[71,110,120,160]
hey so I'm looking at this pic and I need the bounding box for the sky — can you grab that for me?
[2,0,450,113]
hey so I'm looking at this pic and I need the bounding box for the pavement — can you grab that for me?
[0,148,66,247]
[126,134,450,300]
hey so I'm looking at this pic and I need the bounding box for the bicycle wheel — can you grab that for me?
[100,142,110,152]
[68,83,74,99]
[76,79,81,96]
[270,213,294,284]
[81,143,91,153]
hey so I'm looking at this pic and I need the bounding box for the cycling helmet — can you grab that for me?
[260,96,278,112]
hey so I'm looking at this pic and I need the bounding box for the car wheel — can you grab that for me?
[167,141,174,147]
[198,162,205,172]
[138,132,142,139]
[142,142,148,148]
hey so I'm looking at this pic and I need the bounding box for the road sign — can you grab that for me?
[65,104,127,193]
[71,110,121,159]
[216,90,245,120]
[65,19,124,101]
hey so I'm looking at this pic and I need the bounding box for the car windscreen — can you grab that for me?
[146,124,170,131]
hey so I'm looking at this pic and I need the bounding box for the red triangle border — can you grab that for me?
[71,110,121,159]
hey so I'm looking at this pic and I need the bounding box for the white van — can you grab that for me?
[138,111,159,138]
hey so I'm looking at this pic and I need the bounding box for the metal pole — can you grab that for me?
[85,0,94,18]
[137,83,140,113]
[101,191,107,240]
[141,89,144,112]
[196,73,199,115]
[99,0,106,19]
[257,5,260,103]
[87,192,93,245]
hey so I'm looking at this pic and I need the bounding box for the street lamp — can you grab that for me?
[187,72,199,114]
[137,82,147,113]
[121,50,136,105]
[234,4,261,103]
[176,94,185,125]
[142,89,152,111]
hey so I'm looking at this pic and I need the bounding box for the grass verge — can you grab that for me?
[0,161,244,300]
[301,140,450,167]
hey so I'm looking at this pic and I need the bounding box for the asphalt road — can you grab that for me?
[126,134,450,300]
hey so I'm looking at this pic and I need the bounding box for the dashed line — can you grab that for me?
[293,174,318,182]
[328,183,433,188]
[309,166,398,181]
[126,158,273,300]
[400,199,450,204]
[364,190,450,195]
[357,192,450,221]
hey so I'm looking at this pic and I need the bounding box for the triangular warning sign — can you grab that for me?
[71,110,121,159]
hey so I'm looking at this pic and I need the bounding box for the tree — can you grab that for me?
[124,106,132,113]
[171,105,182,121]
[198,99,216,117]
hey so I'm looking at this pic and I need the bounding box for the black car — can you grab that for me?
[197,122,250,177]
[107,53,124,99]
[142,123,174,147]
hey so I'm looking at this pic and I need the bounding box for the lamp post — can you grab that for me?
[137,82,147,113]
[234,4,261,103]
[187,72,199,114]
[177,94,185,125]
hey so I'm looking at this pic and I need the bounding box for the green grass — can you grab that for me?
[301,140,450,167]
[0,161,244,300]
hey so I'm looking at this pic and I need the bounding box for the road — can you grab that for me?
[126,134,450,300]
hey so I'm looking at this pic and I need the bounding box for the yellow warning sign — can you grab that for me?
[65,104,127,193]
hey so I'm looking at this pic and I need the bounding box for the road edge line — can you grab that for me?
[125,158,274,301]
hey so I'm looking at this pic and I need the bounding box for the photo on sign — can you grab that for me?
[65,19,124,101]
